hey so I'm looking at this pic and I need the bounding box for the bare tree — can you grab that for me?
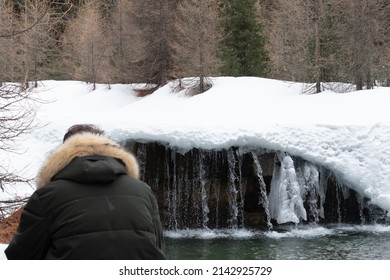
[61,0,113,89]
[129,0,178,89]
[268,0,310,83]
[338,0,390,90]
[376,0,390,86]
[303,0,345,93]
[0,0,49,39]
[267,0,367,92]
[1,0,73,87]
[173,0,221,94]
[17,0,55,88]
[0,1,71,210]
[0,1,21,84]
[0,0,47,176]
[268,0,390,91]
[336,0,371,89]
[0,84,36,193]
[110,0,145,84]
[308,0,325,93]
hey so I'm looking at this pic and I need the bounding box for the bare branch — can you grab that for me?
[0,84,37,152]
[0,6,49,38]
[0,196,29,219]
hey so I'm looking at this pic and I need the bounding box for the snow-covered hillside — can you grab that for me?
[1,77,390,215]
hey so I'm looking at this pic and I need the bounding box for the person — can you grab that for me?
[5,124,166,260]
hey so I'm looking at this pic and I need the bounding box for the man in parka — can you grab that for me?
[5,124,166,260]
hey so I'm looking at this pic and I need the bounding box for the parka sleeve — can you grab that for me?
[5,192,51,260]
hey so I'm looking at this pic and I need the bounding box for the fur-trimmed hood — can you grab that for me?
[36,133,139,189]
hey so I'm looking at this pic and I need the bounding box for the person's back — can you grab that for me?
[5,124,166,260]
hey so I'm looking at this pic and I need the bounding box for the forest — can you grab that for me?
[0,0,390,94]
[1,0,390,253]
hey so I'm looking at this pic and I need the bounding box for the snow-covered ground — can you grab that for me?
[0,244,6,260]
[1,77,390,259]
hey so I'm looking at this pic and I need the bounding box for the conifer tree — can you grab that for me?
[219,0,269,77]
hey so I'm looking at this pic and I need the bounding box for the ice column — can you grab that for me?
[297,162,321,223]
[268,152,307,224]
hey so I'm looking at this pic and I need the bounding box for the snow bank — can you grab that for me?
[1,77,390,214]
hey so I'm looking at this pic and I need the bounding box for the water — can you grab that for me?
[126,142,390,231]
[126,142,390,260]
[164,224,390,259]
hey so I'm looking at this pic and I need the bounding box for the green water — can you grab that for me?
[164,224,390,260]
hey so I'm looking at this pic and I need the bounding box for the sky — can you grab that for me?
[1,77,390,258]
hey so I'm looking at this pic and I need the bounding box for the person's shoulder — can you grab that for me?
[116,175,154,196]
[119,175,149,186]
[33,179,80,200]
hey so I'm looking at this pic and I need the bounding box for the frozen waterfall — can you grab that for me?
[125,140,389,230]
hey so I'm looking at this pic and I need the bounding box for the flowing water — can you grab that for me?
[126,142,390,259]
[164,224,390,260]
[128,142,389,230]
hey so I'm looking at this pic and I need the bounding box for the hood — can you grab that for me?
[36,133,139,189]
[52,156,128,185]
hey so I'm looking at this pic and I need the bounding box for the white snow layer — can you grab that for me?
[1,77,390,216]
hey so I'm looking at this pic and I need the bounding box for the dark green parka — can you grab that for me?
[5,133,166,260]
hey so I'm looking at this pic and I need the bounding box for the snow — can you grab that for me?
[0,244,6,260]
[1,77,390,258]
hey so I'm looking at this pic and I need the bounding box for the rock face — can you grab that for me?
[124,140,388,230]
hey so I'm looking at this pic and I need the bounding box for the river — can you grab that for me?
[164,224,390,259]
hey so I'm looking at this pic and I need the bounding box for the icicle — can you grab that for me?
[251,151,273,230]
[357,194,366,224]
[210,151,220,228]
[335,188,342,223]
[227,149,239,229]
[236,149,246,228]
[334,176,343,223]
[340,183,350,200]
[165,148,178,230]
[318,168,327,219]
[178,154,190,229]
[297,162,320,223]
[268,152,307,224]
[198,152,210,229]
[137,144,147,180]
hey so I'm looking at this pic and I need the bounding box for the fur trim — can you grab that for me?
[36,133,139,189]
